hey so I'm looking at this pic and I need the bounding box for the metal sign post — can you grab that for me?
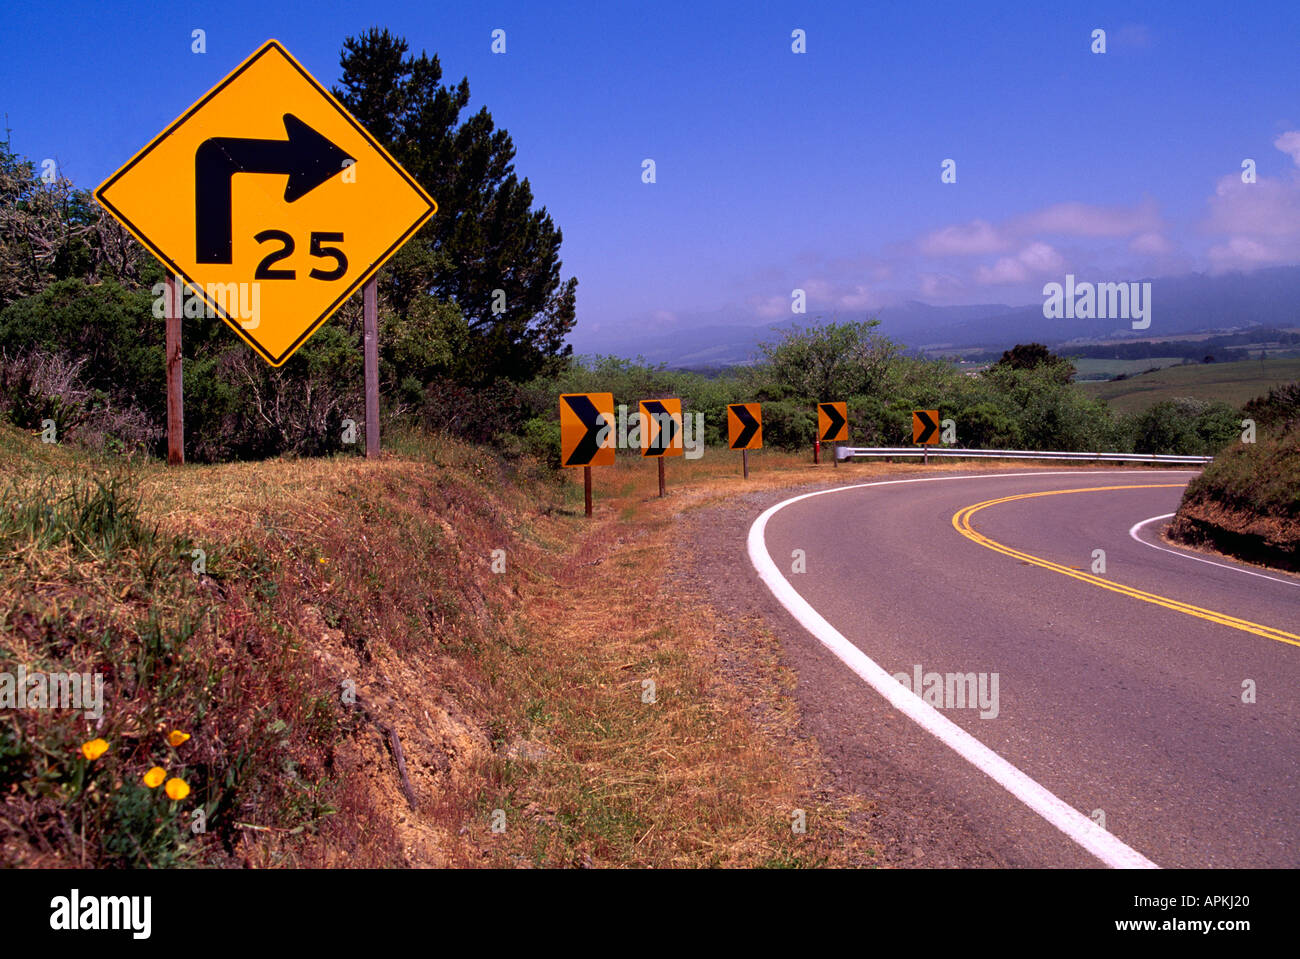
[363,277,379,458]
[165,274,184,465]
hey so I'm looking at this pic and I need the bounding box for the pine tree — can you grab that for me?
[333,28,577,386]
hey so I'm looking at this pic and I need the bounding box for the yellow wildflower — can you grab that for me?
[164,778,190,800]
[167,730,191,747]
[143,767,166,788]
[80,739,109,760]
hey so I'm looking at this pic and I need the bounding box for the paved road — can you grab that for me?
[754,469,1299,867]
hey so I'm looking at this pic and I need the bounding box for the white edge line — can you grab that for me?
[747,470,1172,869]
[1128,513,1300,589]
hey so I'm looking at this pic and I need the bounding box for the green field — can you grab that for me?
[1079,358,1300,413]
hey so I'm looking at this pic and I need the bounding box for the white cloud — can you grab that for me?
[976,242,1063,285]
[1207,235,1297,270]
[918,220,1006,256]
[1016,241,1065,272]
[1274,130,1300,167]
[747,293,792,319]
[1129,232,1171,254]
[916,200,1162,271]
[1009,199,1161,238]
[918,272,964,300]
[836,285,876,309]
[1202,138,1300,270]
[976,258,1028,285]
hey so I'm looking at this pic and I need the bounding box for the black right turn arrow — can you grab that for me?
[730,404,760,449]
[642,401,678,455]
[913,409,938,444]
[819,403,847,442]
[195,113,354,263]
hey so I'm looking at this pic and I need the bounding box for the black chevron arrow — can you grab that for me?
[563,394,609,466]
[818,403,847,441]
[195,113,355,263]
[642,401,678,455]
[729,404,759,449]
[914,409,938,444]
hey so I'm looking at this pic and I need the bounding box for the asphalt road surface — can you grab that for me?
[753,469,1299,868]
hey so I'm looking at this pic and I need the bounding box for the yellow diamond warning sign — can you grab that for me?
[94,39,436,366]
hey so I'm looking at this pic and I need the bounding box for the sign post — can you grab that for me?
[165,274,184,465]
[363,277,379,458]
[727,403,762,476]
[93,39,436,461]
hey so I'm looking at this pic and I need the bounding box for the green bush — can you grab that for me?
[758,399,818,450]
[0,279,163,419]
[1122,399,1242,456]
[1181,424,1300,518]
[517,415,561,469]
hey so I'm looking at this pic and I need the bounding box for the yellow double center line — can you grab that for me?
[952,485,1300,648]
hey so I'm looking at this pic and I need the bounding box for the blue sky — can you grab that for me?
[3,1,1299,348]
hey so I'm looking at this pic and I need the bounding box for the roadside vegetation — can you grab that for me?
[1169,383,1300,571]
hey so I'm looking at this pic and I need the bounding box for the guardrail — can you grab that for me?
[834,446,1213,465]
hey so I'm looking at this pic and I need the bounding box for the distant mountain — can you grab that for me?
[568,265,1300,367]
[913,266,1300,349]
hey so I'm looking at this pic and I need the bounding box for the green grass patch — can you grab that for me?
[1082,358,1300,413]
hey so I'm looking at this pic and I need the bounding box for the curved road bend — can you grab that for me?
[753,469,1299,868]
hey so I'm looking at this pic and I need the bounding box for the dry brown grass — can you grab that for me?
[460,450,891,867]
